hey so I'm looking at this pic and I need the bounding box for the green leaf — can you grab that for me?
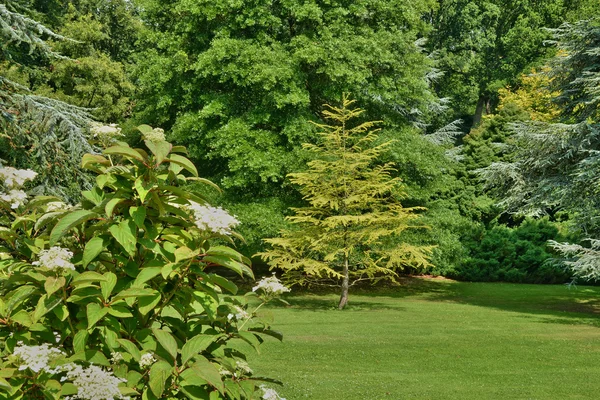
[100,272,118,301]
[49,210,99,246]
[109,219,137,257]
[152,328,178,362]
[204,274,237,295]
[138,292,161,316]
[179,385,210,400]
[52,304,69,321]
[82,154,110,169]
[188,357,224,394]
[146,140,172,165]
[248,328,284,341]
[72,271,107,286]
[10,310,32,327]
[73,330,88,353]
[137,124,154,136]
[105,197,125,218]
[117,339,141,361]
[205,246,244,262]
[181,335,221,366]
[83,236,106,268]
[166,154,198,177]
[203,255,254,279]
[175,246,199,262]
[60,383,79,396]
[87,303,109,329]
[113,287,157,300]
[69,350,110,366]
[6,285,36,315]
[133,267,162,286]
[237,331,261,352]
[33,295,62,322]
[135,177,153,203]
[107,305,133,318]
[129,207,147,229]
[104,145,145,162]
[160,185,207,205]
[44,276,66,296]
[149,360,172,398]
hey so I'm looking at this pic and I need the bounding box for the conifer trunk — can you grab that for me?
[338,254,349,310]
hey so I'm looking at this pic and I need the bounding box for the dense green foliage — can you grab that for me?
[4,1,600,299]
[455,219,569,283]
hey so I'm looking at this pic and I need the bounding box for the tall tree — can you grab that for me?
[428,0,568,127]
[259,96,432,309]
[479,19,600,278]
[134,0,437,192]
[0,3,94,200]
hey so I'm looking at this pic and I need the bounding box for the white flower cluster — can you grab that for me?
[12,343,128,400]
[47,201,69,212]
[235,360,253,375]
[110,352,123,364]
[0,189,28,209]
[62,364,128,400]
[227,305,250,322]
[90,123,123,143]
[143,127,166,142]
[260,385,286,400]
[33,246,75,271]
[139,352,156,369]
[13,342,65,373]
[252,275,290,296]
[188,201,240,235]
[0,166,37,209]
[0,166,37,189]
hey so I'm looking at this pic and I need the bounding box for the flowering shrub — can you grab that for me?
[0,125,288,399]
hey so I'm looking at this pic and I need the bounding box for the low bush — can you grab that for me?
[452,218,571,283]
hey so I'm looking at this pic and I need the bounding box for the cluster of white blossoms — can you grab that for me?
[0,166,37,209]
[188,201,240,235]
[235,360,253,376]
[110,352,123,364]
[12,343,128,400]
[0,166,37,189]
[260,385,286,400]
[0,189,28,209]
[62,364,128,400]
[90,123,123,144]
[139,352,156,369]
[227,305,250,322]
[32,246,75,271]
[252,275,291,296]
[46,201,70,212]
[143,127,166,142]
[13,342,65,373]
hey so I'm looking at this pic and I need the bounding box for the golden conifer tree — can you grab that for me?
[259,95,433,309]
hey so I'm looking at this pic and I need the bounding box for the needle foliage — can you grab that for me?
[259,96,433,309]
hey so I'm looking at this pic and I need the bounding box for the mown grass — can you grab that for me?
[247,278,600,399]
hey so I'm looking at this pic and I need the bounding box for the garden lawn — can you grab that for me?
[247,278,600,399]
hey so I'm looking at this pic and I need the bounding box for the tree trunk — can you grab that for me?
[338,255,349,310]
[472,95,487,129]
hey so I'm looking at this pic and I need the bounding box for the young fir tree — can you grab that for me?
[259,96,433,309]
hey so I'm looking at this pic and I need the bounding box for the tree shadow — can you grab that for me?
[388,277,600,327]
[274,276,600,327]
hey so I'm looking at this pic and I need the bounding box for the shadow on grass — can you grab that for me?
[274,276,600,326]
[273,295,406,312]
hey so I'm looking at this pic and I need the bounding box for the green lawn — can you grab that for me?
[247,278,600,399]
